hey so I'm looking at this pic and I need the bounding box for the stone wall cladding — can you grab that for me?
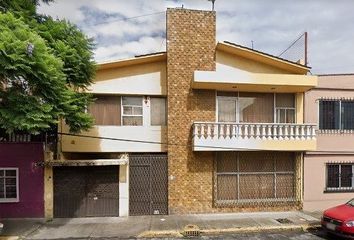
[167,8,216,214]
[166,8,301,214]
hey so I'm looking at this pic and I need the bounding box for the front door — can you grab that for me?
[129,155,168,215]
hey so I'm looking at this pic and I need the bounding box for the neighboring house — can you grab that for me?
[45,8,318,218]
[304,74,354,211]
[0,141,44,218]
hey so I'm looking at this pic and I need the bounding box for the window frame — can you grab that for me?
[216,92,296,124]
[0,168,19,203]
[325,163,354,192]
[121,96,144,126]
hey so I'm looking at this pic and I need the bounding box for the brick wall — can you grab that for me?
[166,8,216,214]
[166,8,301,214]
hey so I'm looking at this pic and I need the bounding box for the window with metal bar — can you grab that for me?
[319,100,354,130]
[0,168,19,202]
[326,164,354,191]
[215,152,296,204]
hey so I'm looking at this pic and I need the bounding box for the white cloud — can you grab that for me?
[38,0,354,74]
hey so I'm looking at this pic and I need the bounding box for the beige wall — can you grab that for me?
[304,155,354,211]
[216,51,290,74]
[61,124,167,153]
[316,74,354,90]
[89,61,167,95]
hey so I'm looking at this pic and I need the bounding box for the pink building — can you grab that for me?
[304,74,354,211]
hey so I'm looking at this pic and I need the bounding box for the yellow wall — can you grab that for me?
[216,50,291,74]
[89,61,167,95]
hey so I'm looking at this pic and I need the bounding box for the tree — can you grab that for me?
[0,0,95,134]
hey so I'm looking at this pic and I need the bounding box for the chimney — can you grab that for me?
[166,8,216,214]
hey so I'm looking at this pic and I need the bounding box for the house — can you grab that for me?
[0,141,44,218]
[304,74,354,211]
[45,8,318,218]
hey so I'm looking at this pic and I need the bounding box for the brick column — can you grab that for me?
[166,8,216,214]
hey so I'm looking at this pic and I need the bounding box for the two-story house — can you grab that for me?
[44,8,318,218]
[304,74,354,211]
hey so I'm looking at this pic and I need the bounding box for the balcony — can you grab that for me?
[192,122,316,151]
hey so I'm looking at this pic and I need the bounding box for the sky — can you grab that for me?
[38,0,354,74]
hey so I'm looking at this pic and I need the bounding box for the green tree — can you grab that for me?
[0,0,95,134]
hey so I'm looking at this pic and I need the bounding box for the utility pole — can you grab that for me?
[208,0,216,11]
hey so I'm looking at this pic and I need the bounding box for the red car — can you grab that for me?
[322,198,354,239]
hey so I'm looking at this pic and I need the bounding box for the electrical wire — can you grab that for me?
[57,132,298,151]
[57,131,354,154]
[82,11,166,27]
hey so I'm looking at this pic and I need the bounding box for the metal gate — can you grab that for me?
[54,166,119,217]
[129,154,168,215]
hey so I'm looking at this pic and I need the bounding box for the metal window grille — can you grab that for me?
[319,100,354,130]
[215,152,298,206]
[326,164,354,191]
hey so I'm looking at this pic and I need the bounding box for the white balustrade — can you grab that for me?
[193,122,317,141]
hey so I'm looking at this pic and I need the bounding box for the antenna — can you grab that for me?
[208,0,216,11]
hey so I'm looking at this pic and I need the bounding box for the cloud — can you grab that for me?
[38,0,354,74]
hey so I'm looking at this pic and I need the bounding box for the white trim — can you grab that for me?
[0,168,19,203]
[121,96,144,126]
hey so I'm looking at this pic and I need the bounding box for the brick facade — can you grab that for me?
[167,8,216,214]
[166,8,301,214]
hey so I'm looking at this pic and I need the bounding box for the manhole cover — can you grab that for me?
[276,218,293,224]
[182,224,200,237]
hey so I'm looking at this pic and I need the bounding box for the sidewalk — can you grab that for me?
[0,211,321,239]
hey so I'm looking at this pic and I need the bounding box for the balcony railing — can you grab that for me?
[192,122,317,151]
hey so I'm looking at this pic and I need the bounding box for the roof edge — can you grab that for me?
[97,52,166,70]
[218,41,311,74]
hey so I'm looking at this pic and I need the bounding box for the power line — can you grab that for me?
[57,132,294,151]
[81,11,166,27]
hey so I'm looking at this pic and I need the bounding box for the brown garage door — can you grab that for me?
[54,166,119,217]
[129,154,168,215]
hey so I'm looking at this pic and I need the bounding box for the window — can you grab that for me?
[216,152,295,204]
[0,168,19,202]
[239,92,274,123]
[326,164,354,191]
[217,92,292,123]
[217,96,237,122]
[150,97,167,126]
[122,96,143,126]
[319,100,354,130]
[88,96,121,125]
[275,93,295,123]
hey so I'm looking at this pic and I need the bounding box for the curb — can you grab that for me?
[0,237,19,240]
[138,223,322,238]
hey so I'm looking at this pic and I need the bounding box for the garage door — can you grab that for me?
[54,166,119,217]
[129,155,168,215]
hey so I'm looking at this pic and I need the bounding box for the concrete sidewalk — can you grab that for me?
[0,211,321,239]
